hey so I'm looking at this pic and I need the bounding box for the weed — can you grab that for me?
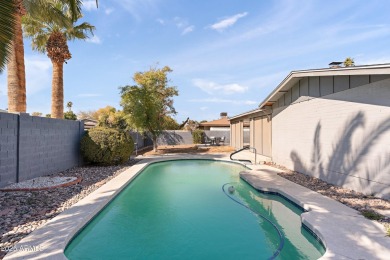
[361,210,383,221]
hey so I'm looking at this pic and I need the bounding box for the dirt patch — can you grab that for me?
[141,145,235,156]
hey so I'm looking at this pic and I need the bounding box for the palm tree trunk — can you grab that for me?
[7,12,26,113]
[51,61,64,119]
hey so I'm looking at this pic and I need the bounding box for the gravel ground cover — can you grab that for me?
[0,159,139,259]
[0,176,79,191]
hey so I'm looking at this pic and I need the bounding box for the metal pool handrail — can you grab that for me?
[230,146,257,164]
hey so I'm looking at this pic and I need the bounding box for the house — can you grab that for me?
[83,119,98,130]
[198,117,230,131]
[198,113,236,145]
[230,63,390,199]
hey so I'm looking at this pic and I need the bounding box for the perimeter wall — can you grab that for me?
[0,113,84,187]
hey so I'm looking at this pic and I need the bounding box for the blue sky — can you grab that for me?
[1,0,390,122]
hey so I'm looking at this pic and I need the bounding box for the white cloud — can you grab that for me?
[189,98,257,106]
[210,12,248,32]
[193,79,248,95]
[86,35,101,44]
[77,93,102,98]
[156,18,165,25]
[105,8,114,15]
[174,17,186,28]
[25,55,52,95]
[83,0,98,11]
[172,17,195,35]
[182,26,195,35]
[200,106,208,111]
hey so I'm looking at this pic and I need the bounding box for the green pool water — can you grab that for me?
[65,160,325,259]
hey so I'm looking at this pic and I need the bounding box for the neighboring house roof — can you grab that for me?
[199,117,230,127]
[0,109,7,113]
[83,119,98,130]
[259,63,390,109]
[230,63,390,120]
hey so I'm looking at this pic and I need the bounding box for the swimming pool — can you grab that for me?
[65,160,324,259]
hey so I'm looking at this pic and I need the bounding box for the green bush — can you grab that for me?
[192,129,205,144]
[81,127,134,165]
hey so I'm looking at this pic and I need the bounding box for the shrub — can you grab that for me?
[192,129,204,144]
[81,127,134,165]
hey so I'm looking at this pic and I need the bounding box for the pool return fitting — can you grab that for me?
[222,183,285,260]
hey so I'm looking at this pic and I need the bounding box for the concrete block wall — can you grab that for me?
[157,130,193,145]
[0,113,18,186]
[0,112,84,187]
[129,131,153,149]
[272,78,390,199]
[129,132,145,148]
[18,114,83,182]
[204,130,230,144]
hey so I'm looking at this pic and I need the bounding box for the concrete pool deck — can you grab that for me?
[4,155,390,259]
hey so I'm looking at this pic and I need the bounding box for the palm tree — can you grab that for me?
[7,0,27,112]
[0,1,17,72]
[23,1,95,118]
[3,0,97,113]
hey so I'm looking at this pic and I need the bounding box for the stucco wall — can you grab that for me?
[272,78,390,199]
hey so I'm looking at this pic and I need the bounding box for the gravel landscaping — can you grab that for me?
[0,159,139,259]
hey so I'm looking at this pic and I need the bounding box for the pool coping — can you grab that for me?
[4,156,390,259]
[241,164,390,260]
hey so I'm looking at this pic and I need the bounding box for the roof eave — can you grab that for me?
[258,64,390,109]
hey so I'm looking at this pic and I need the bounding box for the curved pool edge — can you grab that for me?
[3,155,246,260]
[240,166,390,260]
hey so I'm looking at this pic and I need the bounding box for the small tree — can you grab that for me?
[192,129,204,144]
[163,115,180,130]
[94,106,129,130]
[343,57,355,67]
[120,65,178,151]
[31,112,43,117]
[77,109,97,120]
[182,119,199,131]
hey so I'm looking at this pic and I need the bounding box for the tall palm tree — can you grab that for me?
[7,0,27,112]
[3,0,96,113]
[23,1,95,118]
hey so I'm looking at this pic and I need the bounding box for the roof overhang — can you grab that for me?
[258,63,390,109]
[229,108,265,121]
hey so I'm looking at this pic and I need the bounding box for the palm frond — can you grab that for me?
[67,22,95,40]
[0,1,17,72]
[23,0,73,28]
